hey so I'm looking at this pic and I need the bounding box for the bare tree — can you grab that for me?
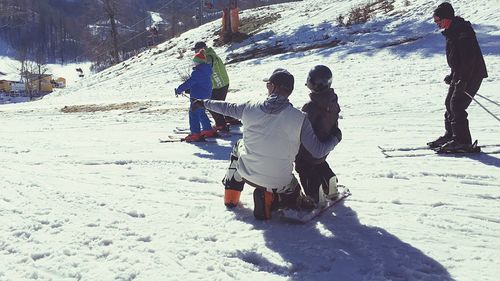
[2,0,300,70]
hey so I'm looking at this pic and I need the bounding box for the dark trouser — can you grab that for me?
[209,85,229,127]
[444,77,483,144]
[295,161,335,203]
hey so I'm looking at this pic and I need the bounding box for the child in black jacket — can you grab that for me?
[295,65,341,206]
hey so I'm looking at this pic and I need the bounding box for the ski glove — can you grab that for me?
[191,99,205,111]
[444,75,452,85]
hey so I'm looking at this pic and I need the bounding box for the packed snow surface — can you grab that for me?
[1,0,499,280]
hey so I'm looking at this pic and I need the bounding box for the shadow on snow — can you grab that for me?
[232,202,454,281]
[439,151,500,169]
[191,135,239,161]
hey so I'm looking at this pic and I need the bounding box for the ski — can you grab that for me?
[167,134,219,141]
[379,142,500,158]
[159,136,217,143]
[174,127,193,133]
[172,130,233,139]
[277,185,351,224]
[159,138,185,143]
[378,145,430,152]
[378,143,500,153]
[381,150,500,158]
[175,126,243,136]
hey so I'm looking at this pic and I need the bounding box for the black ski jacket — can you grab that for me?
[442,17,488,82]
[296,88,340,165]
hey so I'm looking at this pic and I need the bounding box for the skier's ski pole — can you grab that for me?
[180,92,195,101]
[475,93,500,107]
[465,91,500,123]
[174,89,192,100]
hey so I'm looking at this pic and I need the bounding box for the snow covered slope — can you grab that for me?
[1,0,499,280]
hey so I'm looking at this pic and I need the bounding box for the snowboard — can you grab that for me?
[277,185,351,224]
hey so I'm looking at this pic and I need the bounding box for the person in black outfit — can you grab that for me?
[295,65,341,206]
[428,2,488,152]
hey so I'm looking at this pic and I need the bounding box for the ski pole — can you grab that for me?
[476,93,500,107]
[180,92,195,101]
[174,89,192,100]
[465,91,500,123]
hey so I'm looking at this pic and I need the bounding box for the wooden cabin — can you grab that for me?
[11,81,26,93]
[0,80,11,92]
[1,71,26,94]
[25,73,53,93]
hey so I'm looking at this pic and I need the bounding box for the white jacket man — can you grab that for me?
[194,69,341,220]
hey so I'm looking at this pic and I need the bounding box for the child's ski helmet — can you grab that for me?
[306,65,332,92]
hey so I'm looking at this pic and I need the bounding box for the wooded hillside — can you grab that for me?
[0,0,295,70]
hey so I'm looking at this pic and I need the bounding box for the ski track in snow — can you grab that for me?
[1,0,500,280]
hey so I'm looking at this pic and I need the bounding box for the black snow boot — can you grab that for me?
[427,135,452,149]
[253,188,275,220]
[436,140,480,154]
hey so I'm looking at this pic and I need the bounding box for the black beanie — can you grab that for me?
[433,2,455,19]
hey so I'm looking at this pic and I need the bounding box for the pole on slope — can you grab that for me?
[465,91,500,123]
[476,93,500,107]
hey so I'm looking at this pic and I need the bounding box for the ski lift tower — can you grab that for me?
[204,0,239,43]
